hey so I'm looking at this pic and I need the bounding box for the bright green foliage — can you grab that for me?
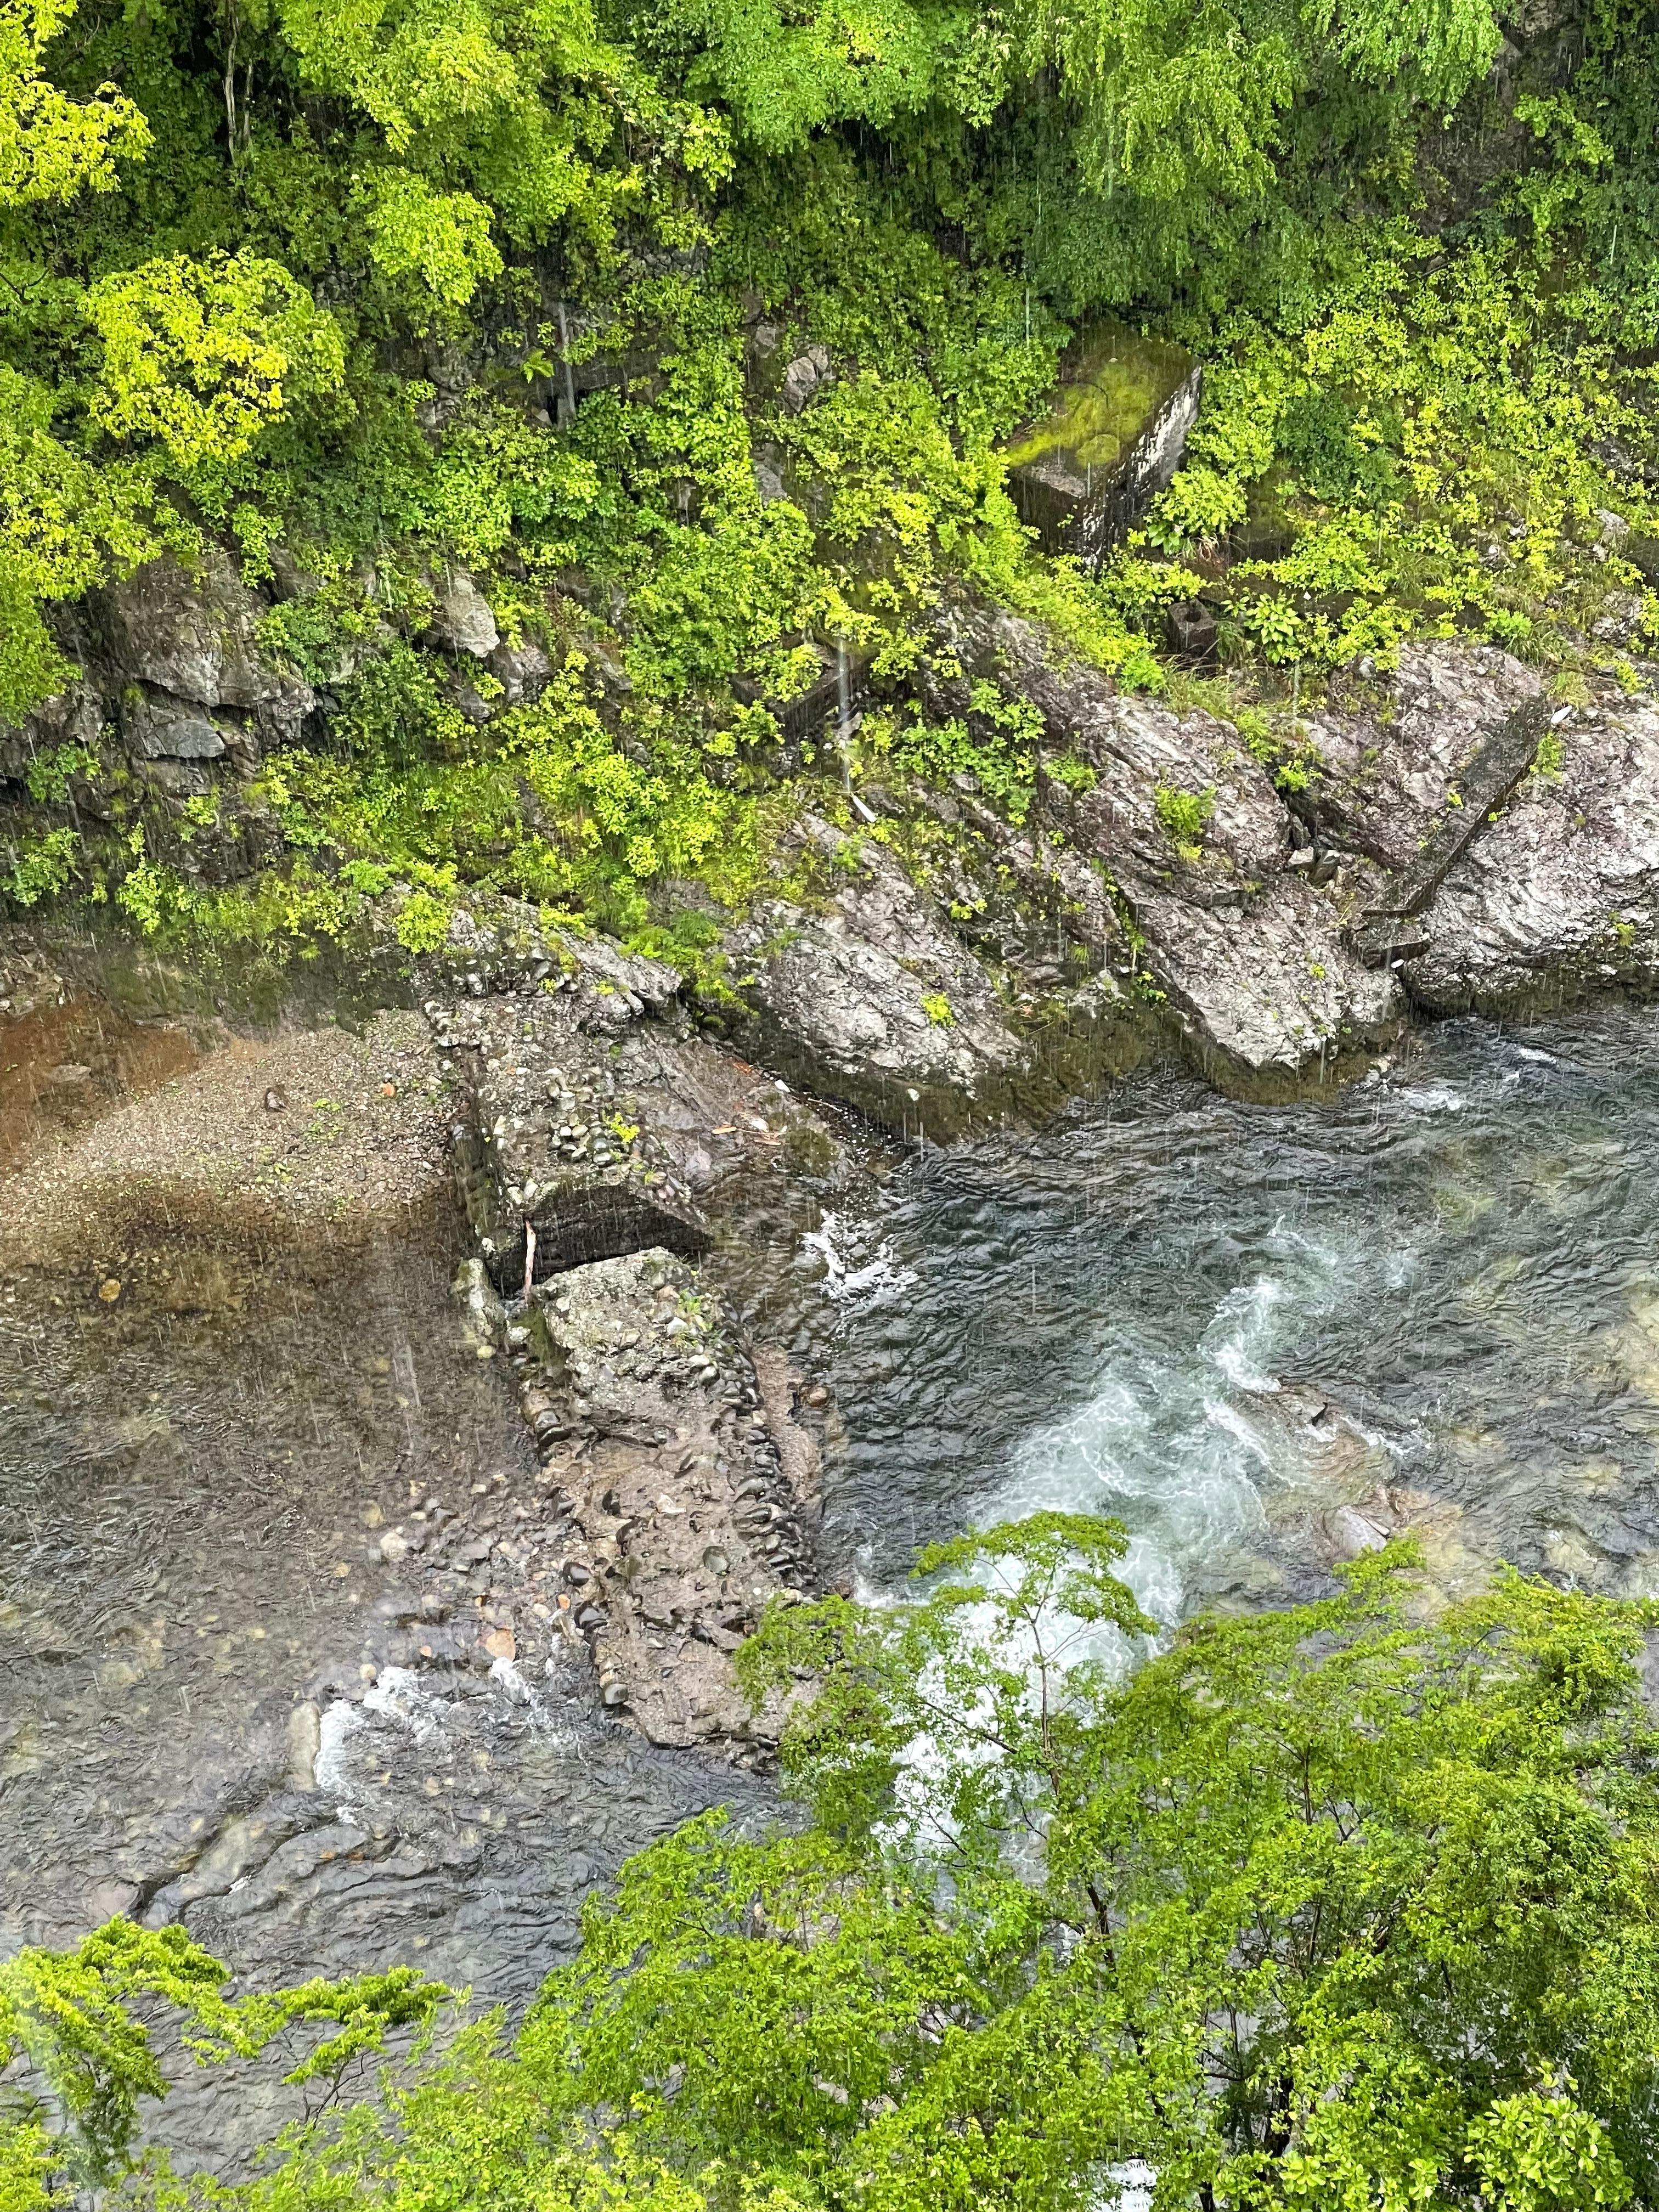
[1,0,1657,955]
[0,0,148,205]
[0,1920,447,2196]
[538,1527,1659,2211]
[354,170,504,314]
[15,1528,1659,2209]
[1465,2088,1633,2212]
[0,364,159,716]
[1153,780,1214,855]
[4,822,78,902]
[86,253,347,471]
[1144,234,1659,670]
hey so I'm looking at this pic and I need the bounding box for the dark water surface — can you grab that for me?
[0,1198,757,2163]
[8,1003,1659,2161]
[747,1005,1659,1616]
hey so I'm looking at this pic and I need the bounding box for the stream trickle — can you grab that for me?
[8,1002,1659,2165]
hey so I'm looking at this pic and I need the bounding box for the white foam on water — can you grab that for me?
[314,1661,572,1821]
[491,1654,579,1743]
[862,1215,1397,1857]
[976,1221,1372,1628]
[313,1696,365,1813]
[802,1210,918,1310]
[1397,1081,1465,1114]
[363,1663,449,1740]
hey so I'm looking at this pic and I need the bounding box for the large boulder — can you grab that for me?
[428,901,858,1290]
[723,815,1029,1137]
[1294,640,1659,1013]
[1298,642,1547,868]
[432,932,708,1290]
[1402,692,1659,1012]
[88,548,313,751]
[425,569,500,659]
[929,602,1403,1090]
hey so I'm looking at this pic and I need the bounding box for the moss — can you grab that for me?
[1004,321,1194,475]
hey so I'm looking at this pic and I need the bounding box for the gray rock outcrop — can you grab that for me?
[420,903,851,1752]
[89,548,315,755]
[724,815,1030,1137]
[518,1247,815,1748]
[926,601,1404,1090]
[1299,642,1547,870]
[430,904,857,1290]
[1307,667,1659,1013]
[426,569,500,659]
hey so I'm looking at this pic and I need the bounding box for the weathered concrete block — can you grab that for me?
[1006,323,1201,569]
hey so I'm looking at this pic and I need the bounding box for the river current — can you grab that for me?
[7,1001,1659,2160]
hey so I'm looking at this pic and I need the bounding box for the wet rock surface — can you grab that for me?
[427,899,866,1290]
[89,548,315,754]
[724,814,1029,1136]
[923,614,1659,1088]
[1402,693,1659,1011]
[432,930,708,1287]
[1299,642,1548,870]
[513,1247,818,1749]
[927,601,1403,1088]
[12,535,1659,1129]
[417,904,855,1747]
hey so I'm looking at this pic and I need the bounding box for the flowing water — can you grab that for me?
[749,1005,1659,1618]
[9,998,1659,2164]
[0,1196,765,2166]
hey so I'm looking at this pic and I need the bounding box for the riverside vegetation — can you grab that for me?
[13,0,1659,2193]
[5,0,1659,964]
[9,1522,1659,2209]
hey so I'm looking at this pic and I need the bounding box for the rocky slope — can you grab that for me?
[10,549,1659,1112]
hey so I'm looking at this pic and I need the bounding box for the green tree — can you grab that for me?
[512,1523,1659,2209]
[0,0,149,207]
[13,1525,1659,2212]
[0,1920,447,2201]
[86,251,347,472]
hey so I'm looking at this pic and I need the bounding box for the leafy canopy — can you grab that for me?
[12,1523,1659,2212]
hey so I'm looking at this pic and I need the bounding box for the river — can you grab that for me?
[6,999,1659,2162]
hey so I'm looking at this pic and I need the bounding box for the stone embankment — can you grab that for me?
[414,907,857,1749]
